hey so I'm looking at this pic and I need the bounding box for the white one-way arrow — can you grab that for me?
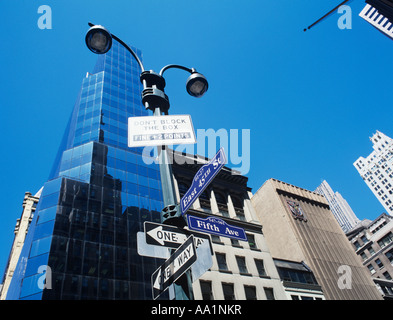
[147,225,187,246]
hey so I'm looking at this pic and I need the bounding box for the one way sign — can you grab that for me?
[144,221,213,254]
[152,235,197,300]
[145,222,187,248]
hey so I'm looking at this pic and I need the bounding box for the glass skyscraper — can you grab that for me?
[6,40,166,300]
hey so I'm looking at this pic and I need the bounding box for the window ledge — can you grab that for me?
[218,269,233,274]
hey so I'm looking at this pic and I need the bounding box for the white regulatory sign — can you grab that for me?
[128,114,196,147]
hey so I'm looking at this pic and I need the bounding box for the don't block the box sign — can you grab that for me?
[128,114,196,147]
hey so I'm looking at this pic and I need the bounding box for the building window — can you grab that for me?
[378,232,393,249]
[383,271,392,280]
[254,259,267,277]
[235,209,246,221]
[199,190,211,210]
[231,238,242,247]
[235,256,248,274]
[375,258,384,270]
[244,285,257,300]
[215,192,229,216]
[216,253,229,272]
[178,182,189,197]
[277,268,318,285]
[264,287,275,300]
[247,234,257,250]
[367,264,376,274]
[222,283,235,300]
[385,248,393,263]
[232,196,246,221]
[211,235,222,244]
[200,280,213,300]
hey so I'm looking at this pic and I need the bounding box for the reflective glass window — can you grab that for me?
[20,273,44,298]
[39,193,59,210]
[24,253,49,277]
[72,145,83,158]
[138,175,149,187]
[127,193,139,207]
[30,236,52,258]
[62,149,73,162]
[149,188,161,200]
[41,178,62,198]
[150,199,162,213]
[20,292,43,300]
[149,179,160,190]
[33,220,55,240]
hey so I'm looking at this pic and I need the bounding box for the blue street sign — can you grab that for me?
[180,147,227,216]
[187,215,247,241]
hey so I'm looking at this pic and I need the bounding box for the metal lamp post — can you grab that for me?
[85,23,208,300]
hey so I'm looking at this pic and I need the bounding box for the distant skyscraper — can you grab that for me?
[315,180,360,233]
[354,131,393,217]
[359,0,393,40]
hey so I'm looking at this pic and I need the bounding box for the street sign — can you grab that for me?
[190,238,213,283]
[151,235,197,300]
[180,147,227,216]
[187,215,247,241]
[137,231,212,283]
[145,222,187,248]
[137,232,170,260]
[128,114,196,147]
[144,221,213,253]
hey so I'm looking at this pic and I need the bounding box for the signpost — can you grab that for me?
[180,147,227,216]
[136,147,229,300]
[128,114,196,147]
[151,235,197,300]
[187,215,248,241]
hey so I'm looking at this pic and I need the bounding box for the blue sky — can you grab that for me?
[0,0,392,275]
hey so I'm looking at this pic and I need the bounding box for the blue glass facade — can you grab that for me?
[6,40,166,300]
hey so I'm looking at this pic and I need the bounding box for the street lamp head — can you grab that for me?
[186,72,208,98]
[85,25,112,54]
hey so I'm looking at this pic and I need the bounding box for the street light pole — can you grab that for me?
[85,23,208,300]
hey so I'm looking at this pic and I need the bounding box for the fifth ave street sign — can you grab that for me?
[128,114,196,147]
[180,147,226,216]
[151,235,197,300]
[187,215,247,241]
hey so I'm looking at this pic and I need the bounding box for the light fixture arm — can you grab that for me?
[159,64,195,76]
